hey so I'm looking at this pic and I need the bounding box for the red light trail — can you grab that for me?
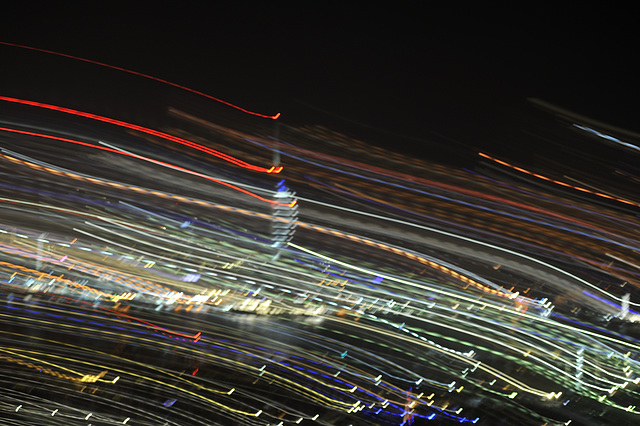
[0,41,280,120]
[0,126,292,206]
[0,96,282,174]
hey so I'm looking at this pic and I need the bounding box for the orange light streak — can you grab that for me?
[0,128,291,206]
[478,152,640,208]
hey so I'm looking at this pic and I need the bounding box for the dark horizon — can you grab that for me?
[2,5,639,160]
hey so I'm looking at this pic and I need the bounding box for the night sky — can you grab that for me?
[2,5,638,160]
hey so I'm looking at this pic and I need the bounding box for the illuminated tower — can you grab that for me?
[271,179,298,249]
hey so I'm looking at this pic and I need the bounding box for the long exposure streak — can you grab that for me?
[0,127,291,206]
[0,41,281,120]
[0,96,282,174]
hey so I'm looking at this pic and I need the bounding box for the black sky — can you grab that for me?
[2,4,638,159]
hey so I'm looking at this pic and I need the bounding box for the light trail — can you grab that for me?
[0,97,282,173]
[0,41,281,120]
[479,152,640,208]
[2,87,640,424]
[295,194,639,308]
[0,145,291,206]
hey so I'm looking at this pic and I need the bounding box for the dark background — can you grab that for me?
[1,4,638,161]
